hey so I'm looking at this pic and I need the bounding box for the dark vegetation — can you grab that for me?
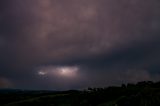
[1,81,160,106]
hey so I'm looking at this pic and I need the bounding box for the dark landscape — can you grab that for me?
[1,81,160,106]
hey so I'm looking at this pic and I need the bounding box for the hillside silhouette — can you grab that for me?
[1,81,160,106]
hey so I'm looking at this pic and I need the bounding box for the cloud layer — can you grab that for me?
[0,0,160,90]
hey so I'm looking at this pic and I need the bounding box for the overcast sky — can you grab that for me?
[0,0,160,90]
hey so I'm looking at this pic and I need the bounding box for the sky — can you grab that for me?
[0,0,160,90]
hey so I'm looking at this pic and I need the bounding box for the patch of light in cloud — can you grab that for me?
[57,66,78,77]
[37,65,79,78]
[38,71,48,75]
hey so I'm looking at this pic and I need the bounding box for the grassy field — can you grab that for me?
[1,81,160,106]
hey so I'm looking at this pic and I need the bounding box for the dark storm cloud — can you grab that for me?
[0,0,160,89]
[0,77,12,88]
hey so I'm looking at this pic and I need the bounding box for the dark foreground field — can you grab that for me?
[1,81,160,106]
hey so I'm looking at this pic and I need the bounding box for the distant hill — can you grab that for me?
[0,88,56,94]
[0,88,23,93]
